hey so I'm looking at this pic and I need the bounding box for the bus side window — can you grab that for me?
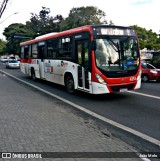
[47,47,53,57]
[38,45,45,59]
[24,46,29,58]
[47,39,58,59]
[21,46,24,58]
[28,45,32,58]
[58,37,72,59]
[32,44,38,58]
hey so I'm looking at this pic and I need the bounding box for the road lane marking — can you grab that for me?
[1,70,160,152]
[128,91,160,100]
[141,158,151,161]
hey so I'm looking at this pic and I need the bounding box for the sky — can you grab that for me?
[0,0,160,40]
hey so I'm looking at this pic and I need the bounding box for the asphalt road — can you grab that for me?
[0,62,160,142]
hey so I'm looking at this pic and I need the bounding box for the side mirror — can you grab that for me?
[91,40,96,51]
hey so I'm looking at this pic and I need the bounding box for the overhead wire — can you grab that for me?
[0,0,9,19]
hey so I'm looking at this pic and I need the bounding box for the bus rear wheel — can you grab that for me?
[31,69,36,81]
[65,75,75,94]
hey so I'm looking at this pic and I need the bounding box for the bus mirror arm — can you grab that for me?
[91,40,96,51]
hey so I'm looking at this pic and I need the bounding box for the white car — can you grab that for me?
[6,59,20,69]
[1,57,8,63]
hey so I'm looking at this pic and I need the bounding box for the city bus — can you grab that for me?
[20,25,141,94]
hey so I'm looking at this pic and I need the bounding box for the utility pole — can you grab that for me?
[0,0,9,19]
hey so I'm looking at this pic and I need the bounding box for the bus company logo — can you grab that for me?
[61,61,68,67]
[31,60,36,64]
[122,78,125,83]
[2,153,11,158]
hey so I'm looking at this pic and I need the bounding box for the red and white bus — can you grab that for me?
[20,25,141,94]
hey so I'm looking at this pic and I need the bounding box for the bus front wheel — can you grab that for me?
[65,75,75,94]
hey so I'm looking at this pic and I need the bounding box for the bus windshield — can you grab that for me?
[95,36,139,73]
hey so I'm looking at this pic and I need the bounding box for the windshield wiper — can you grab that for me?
[108,39,119,52]
[105,36,120,52]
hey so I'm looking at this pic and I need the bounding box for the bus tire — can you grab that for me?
[31,69,36,81]
[65,74,75,94]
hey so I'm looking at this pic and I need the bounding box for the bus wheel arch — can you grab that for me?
[31,67,36,81]
[64,72,75,94]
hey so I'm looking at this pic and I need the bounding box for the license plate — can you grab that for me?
[120,88,128,92]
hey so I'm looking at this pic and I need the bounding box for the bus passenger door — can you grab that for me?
[38,42,45,79]
[76,40,90,91]
[20,45,30,75]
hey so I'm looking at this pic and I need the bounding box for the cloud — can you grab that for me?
[131,0,154,5]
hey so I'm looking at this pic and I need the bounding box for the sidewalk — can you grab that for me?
[0,72,142,161]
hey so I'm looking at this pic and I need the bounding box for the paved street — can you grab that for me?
[0,63,159,148]
[0,72,143,161]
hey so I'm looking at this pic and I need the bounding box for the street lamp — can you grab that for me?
[0,12,18,24]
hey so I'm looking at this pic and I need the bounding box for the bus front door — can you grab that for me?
[76,40,90,92]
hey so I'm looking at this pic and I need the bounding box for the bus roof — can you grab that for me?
[35,32,59,39]
[20,25,94,46]
[20,25,135,46]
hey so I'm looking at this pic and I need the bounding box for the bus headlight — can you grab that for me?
[130,76,136,81]
[95,74,107,84]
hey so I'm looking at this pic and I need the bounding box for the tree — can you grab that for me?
[3,23,29,54]
[59,6,108,31]
[1,7,64,54]
[131,25,160,50]
[26,7,63,38]
[3,23,29,40]
[0,39,6,55]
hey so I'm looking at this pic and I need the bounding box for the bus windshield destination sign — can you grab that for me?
[94,27,136,36]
